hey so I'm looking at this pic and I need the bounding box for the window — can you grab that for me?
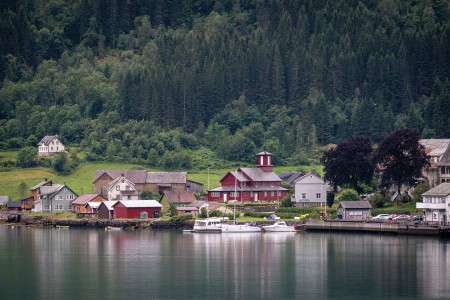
[278,191,281,196]
[58,195,63,200]
[316,193,321,199]
[116,186,120,191]
[126,185,130,190]
[271,191,275,197]
[302,193,307,199]
[121,179,125,183]
[127,195,131,200]
[43,205,50,210]
[264,192,267,197]
[211,192,220,197]
[54,204,63,210]
[230,192,239,197]
[67,205,72,210]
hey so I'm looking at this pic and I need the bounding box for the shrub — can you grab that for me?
[336,188,359,201]
[170,214,193,222]
[369,192,388,208]
[16,147,37,168]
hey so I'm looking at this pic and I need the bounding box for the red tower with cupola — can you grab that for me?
[256,151,273,172]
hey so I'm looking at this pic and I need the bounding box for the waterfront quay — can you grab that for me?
[305,220,450,238]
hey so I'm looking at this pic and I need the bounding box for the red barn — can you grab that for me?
[208,151,289,203]
[112,200,162,219]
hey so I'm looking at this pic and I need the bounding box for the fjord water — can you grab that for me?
[1,225,449,300]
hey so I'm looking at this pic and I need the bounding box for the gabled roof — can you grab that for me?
[164,191,197,203]
[191,201,206,208]
[99,201,118,211]
[146,172,187,184]
[107,176,136,192]
[422,182,450,196]
[30,180,52,191]
[256,151,272,156]
[85,202,101,209]
[338,201,372,209]
[419,139,450,157]
[72,194,103,205]
[112,200,162,208]
[230,171,250,182]
[176,206,198,211]
[238,168,281,182]
[38,135,62,146]
[40,185,64,195]
[437,146,450,166]
[94,170,148,184]
[294,172,324,184]
[279,172,304,184]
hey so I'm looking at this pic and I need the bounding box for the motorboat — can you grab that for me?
[261,221,296,232]
[193,218,222,233]
[221,222,261,233]
[56,225,70,229]
[106,226,122,231]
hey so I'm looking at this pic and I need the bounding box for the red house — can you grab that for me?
[208,151,289,203]
[112,200,162,219]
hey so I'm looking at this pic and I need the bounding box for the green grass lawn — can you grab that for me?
[0,150,19,162]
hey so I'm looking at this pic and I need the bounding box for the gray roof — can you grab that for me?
[30,180,52,190]
[422,183,450,196]
[279,172,304,184]
[419,139,450,157]
[338,201,372,209]
[191,201,206,208]
[239,168,281,182]
[6,201,21,208]
[146,172,187,184]
[94,170,148,184]
[37,135,59,146]
[40,185,63,195]
[438,146,450,166]
[99,201,118,211]
[0,196,9,205]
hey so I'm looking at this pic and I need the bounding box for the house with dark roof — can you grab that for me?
[37,135,65,156]
[279,172,304,185]
[417,182,450,225]
[419,139,450,187]
[33,183,78,213]
[337,201,372,220]
[176,201,207,217]
[208,151,289,203]
[93,170,188,197]
[97,201,118,219]
[7,201,22,212]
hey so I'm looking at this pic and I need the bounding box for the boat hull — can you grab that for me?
[221,225,261,233]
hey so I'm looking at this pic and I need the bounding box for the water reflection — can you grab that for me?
[0,225,449,299]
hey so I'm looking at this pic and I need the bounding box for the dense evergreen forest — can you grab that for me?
[1,0,449,168]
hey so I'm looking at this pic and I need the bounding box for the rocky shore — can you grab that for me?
[0,212,193,229]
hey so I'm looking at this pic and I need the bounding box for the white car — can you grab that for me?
[372,214,390,220]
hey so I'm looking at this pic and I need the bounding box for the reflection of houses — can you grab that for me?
[97,201,117,220]
[337,201,372,220]
[417,182,450,225]
[293,171,328,207]
[419,139,450,187]
[33,183,78,213]
[112,200,162,219]
[71,194,105,215]
[107,176,139,201]
[37,135,66,156]
[93,170,194,197]
[208,151,289,203]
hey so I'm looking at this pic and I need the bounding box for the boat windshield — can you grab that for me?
[194,221,206,227]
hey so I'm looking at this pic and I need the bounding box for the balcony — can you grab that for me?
[416,202,447,210]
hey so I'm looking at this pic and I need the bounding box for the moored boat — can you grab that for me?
[261,221,296,232]
[221,223,261,233]
[56,225,70,229]
[106,226,122,231]
[193,218,222,233]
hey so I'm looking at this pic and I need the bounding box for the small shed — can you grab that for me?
[97,201,118,220]
[337,201,372,220]
[7,201,22,212]
[112,200,162,219]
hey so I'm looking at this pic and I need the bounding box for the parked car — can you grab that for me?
[392,215,410,221]
[410,215,423,222]
[372,214,390,220]
[388,214,399,220]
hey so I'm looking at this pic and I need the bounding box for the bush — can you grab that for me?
[170,214,193,222]
[413,183,430,202]
[336,188,359,201]
[369,192,388,208]
[16,147,37,168]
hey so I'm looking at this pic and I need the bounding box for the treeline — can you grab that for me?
[1,0,449,167]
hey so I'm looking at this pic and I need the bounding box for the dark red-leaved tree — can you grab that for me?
[373,128,430,207]
[322,136,374,193]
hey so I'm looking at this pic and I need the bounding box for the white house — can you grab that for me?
[37,135,66,156]
[107,175,139,201]
[293,171,329,207]
[417,182,450,225]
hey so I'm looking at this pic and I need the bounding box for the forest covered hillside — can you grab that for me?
[0,0,449,168]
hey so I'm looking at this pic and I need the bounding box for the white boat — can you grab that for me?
[56,225,70,229]
[221,223,261,233]
[261,221,296,232]
[106,226,122,231]
[193,218,222,233]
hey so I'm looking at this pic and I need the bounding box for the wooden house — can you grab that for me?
[71,194,105,216]
[7,201,22,212]
[37,135,65,156]
[293,171,329,207]
[97,201,118,220]
[112,200,162,219]
[337,201,372,220]
[208,151,288,203]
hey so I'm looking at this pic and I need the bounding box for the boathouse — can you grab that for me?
[337,201,372,220]
[112,200,162,219]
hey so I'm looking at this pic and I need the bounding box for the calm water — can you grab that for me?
[0,225,449,300]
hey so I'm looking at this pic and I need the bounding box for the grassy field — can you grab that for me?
[0,150,19,162]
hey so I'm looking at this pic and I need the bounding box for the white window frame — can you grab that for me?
[54,204,63,210]
[316,193,321,199]
[211,192,220,197]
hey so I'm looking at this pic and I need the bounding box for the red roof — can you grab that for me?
[72,194,103,205]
